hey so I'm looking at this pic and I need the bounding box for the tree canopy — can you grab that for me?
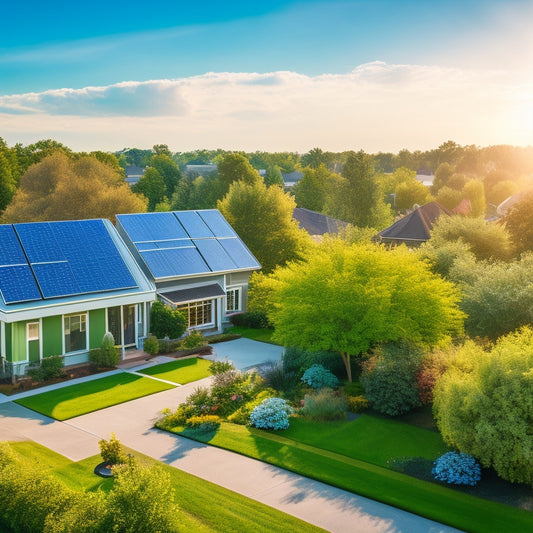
[504,191,533,253]
[217,153,261,190]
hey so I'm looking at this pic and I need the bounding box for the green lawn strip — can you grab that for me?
[9,441,324,533]
[283,415,449,467]
[15,372,175,420]
[139,357,211,384]
[169,422,533,533]
[226,326,278,344]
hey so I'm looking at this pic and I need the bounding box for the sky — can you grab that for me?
[0,0,532,153]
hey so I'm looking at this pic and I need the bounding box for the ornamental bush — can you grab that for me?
[150,300,187,339]
[89,332,120,369]
[98,433,127,465]
[432,452,481,486]
[143,334,159,356]
[185,414,221,433]
[301,364,339,390]
[282,346,346,379]
[249,397,294,430]
[301,389,347,421]
[347,395,369,413]
[28,355,65,382]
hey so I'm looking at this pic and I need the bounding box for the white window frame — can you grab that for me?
[177,299,215,329]
[63,313,88,354]
[225,287,242,314]
[26,321,40,361]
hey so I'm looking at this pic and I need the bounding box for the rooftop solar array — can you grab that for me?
[117,210,260,280]
[0,219,138,305]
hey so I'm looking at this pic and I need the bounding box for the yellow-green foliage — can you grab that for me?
[227,389,275,425]
[347,395,369,413]
[185,414,221,432]
[433,329,533,486]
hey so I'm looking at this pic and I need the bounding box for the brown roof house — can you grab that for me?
[375,202,453,246]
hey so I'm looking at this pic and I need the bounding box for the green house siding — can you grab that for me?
[4,324,12,361]
[42,316,63,357]
[89,309,106,349]
[10,322,29,362]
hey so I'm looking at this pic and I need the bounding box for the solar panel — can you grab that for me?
[118,213,188,242]
[140,248,210,278]
[155,239,194,250]
[0,225,27,266]
[198,210,237,238]
[174,211,214,238]
[0,264,42,304]
[218,238,260,269]
[194,239,238,272]
[14,223,65,263]
[32,262,81,298]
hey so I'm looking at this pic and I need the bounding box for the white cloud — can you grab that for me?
[0,62,531,152]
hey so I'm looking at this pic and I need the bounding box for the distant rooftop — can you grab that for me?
[293,208,348,238]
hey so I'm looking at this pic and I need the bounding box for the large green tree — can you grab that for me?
[149,154,181,197]
[218,180,311,273]
[504,192,533,253]
[261,240,464,380]
[217,153,261,190]
[293,164,331,212]
[133,167,167,211]
[433,329,533,486]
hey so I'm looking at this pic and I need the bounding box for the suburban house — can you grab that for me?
[0,219,155,376]
[125,165,145,185]
[292,208,348,241]
[116,210,261,335]
[282,170,303,188]
[375,201,453,246]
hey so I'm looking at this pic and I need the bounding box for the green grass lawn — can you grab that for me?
[139,357,211,384]
[9,441,323,533]
[226,326,278,344]
[168,419,533,533]
[15,372,175,420]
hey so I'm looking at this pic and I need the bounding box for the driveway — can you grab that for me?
[205,337,284,370]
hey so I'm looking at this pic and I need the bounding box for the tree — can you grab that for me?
[431,162,454,194]
[301,147,332,169]
[133,167,166,211]
[153,143,172,156]
[217,180,311,273]
[395,179,433,211]
[150,301,187,339]
[0,151,16,211]
[149,154,181,197]
[293,164,331,212]
[1,153,146,224]
[263,165,284,187]
[217,153,261,190]
[462,179,485,217]
[433,329,533,486]
[504,192,533,253]
[260,240,463,381]
[435,186,462,210]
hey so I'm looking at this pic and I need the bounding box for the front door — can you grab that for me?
[123,305,136,346]
[27,322,40,363]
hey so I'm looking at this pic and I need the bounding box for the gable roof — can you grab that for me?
[293,208,348,237]
[116,210,261,281]
[376,202,453,243]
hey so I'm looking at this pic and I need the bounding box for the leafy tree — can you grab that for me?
[395,179,433,211]
[435,186,462,210]
[150,301,187,339]
[462,179,485,217]
[301,147,332,169]
[133,167,166,211]
[431,162,454,194]
[217,153,261,190]
[263,165,284,187]
[152,143,172,156]
[1,153,146,224]
[149,154,181,197]
[261,240,464,380]
[376,166,415,196]
[0,151,16,211]
[433,329,533,486]
[447,173,468,191]
[293,164,331,212]
[486,180,517,206]
[218,180,311,273]
[504,192,533,253]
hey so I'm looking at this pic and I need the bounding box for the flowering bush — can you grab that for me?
[301,388,347,421]
[432,452,481,486]
[347,395,369,413]
[185,414,221,433]
[301,364,339,390]
[249,397,294,430]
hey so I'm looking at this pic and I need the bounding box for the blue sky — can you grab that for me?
[1,1,531,152]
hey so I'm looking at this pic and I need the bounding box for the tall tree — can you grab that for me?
[217,180,311,273]
[149,154,181,197]
[133,167,167,211]
[217,153,261,190]
[0,143,17,211]
[504,192,533,253]
[395,179,433,211]
[462,179,486,217]
[293,164,331,212]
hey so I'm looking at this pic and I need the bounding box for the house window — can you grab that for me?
[177,300,213,328]
[64,314,87,353]
[226,288,241,313]
[27,322,39,341]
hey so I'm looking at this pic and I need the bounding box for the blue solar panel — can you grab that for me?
[14,223,65,263]
[198,210,237,238]
[140,248,210,278]
[32,262,81,298]
[0,265,42,304]
[174,211,214,238]
[218,238,260,269]
[194,239,238,272]
[118,213,189,242]
[155,239,194,250]
[0,225,27,266]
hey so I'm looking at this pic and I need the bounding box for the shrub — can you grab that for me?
[143,334,159,356]
[208,359,235,375]
[282,346,346,379]
[301,364,339,390]
[301,389,347,421]
[343,381,365,396]
[28,355,65,382]
[432,452,481,486]
[250,397,294,430]
[185,414,221,433]
[212,368,242,389]
[150,300,187,339]
[181,330,206,349]
[415,349,453,405]
[361,343,422,416]
[89,332,120,369]
[227,389,275,425]
[98,433,127,465]
[259,360,299,393]
[230,311,269,329]
[347,395,368,413]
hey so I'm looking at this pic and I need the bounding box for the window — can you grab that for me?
[27,322,39,341]
[177,300,213,328]
[226,288,241,313]
[64,314,87,353]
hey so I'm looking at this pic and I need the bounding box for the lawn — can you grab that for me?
[8,441,324,533]
[168,419,533,533]
[139,357,211,384]
[15,372,175,420]
[226,326,278,344]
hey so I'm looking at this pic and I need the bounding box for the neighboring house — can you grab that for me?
[282,170,303,188]
[496,191,527,217]
[0,219,155,376]
[416,172,434,187]
[125,165,145,185]
[375,202,453,246]
[183,164,218,178]
[293,208,348,241]
[116,210,261,334]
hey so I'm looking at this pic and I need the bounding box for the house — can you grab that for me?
[116,210,261,334]
[125,165,145,185]
[0,219,155,376]
[282,170,303,188]
[375,202,453,246]
[292,208,348,241]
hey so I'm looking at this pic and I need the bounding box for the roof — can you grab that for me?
[376,202,453,243]
[282,170,303,186]
[125,166,145,177]
[293,208,348,236]
[116,210,261,281]
[452,198,471,215]
[159,283,226,305]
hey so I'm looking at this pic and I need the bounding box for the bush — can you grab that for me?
[432,452,481,486]
[347,395,368,413]
[250,397,294,430]
[181,330,206,349]
[185,414,221,433]
[415,349,453,405]
[301,389,347,421]
[343,381,365,396]
[208,359,235,375]
[259,360,299,393]
[143,334,159,356]
[361,343,422,416]
[98,433,127,465]
[230,311,269,329]
[227,389,275,425]
[150,300,187,339]
[282,346,346,379]
[28,355,65,382]
[89,332,120,369]
[301,364,339,390]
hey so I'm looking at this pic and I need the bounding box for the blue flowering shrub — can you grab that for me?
[249,398,294,430]
[301,364,339,390]
[432,452,481,486]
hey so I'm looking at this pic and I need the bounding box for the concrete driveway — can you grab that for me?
[205,337,284,370]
